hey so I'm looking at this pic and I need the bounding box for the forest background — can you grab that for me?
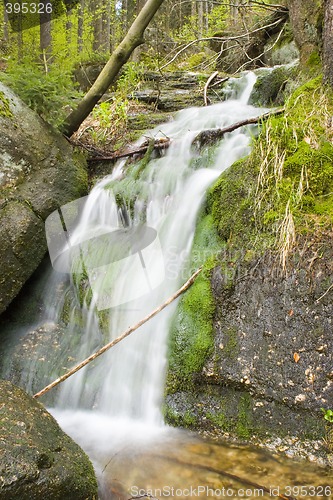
[0,0,293,142]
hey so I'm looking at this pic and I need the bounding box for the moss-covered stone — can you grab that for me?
[0,91,13,118]
[165,76,333,461]
[166,207,221,393]
[0,380,98,499]
[0,81,88,315]
[250,65,297,107]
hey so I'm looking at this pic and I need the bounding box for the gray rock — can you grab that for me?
[0,82,88,315]
[0,379,98,500]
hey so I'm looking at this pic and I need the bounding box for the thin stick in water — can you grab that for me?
[33,267,203,399]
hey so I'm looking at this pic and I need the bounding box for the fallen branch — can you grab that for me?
[89,108,285,163]
[159,16,287,71]
[203,71,219,106]
[88,137,170,162]
[192,107,285,148]
[33,267,202,399]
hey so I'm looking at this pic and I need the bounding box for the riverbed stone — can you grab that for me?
[0,82,88,316]
[0,379,98,499]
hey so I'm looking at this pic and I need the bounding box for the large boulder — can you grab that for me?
[0,83,87,315]
[0,380,98,499]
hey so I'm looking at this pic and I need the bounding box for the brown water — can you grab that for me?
[92,428,332,500]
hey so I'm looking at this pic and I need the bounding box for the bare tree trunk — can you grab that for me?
[3,8,9,43]
[77,0,84,53]
[62,0,165,137]
[17,14,23,61]
[92,0,103,52]
[197,0,203,38]
[66,7,73,50]
[101,2,111,54]
[40,0,52,70]
[323,0,333,86]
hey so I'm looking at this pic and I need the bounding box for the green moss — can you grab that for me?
[236,393,254,439]
[167,268,215,391]
[207,158,259,247]
[306,50,322,71]
[0,90,13,118]
[223,327,239,359]
[164,406,198,428]
[206,410,233,432]
[166,208,221,393]
[250,66,296,106]
[208,76,333,256]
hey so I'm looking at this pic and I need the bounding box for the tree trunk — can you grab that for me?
[3,8,9,43]
[66,7,73,50]
[40,0,52,69]
[77,0,84,53]
[62,0,165,137]
[323,0,333,86]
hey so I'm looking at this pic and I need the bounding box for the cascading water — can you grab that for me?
[48,72,261,424]
[2,70,332,498]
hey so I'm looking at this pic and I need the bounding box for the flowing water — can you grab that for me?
[1,72,333,498]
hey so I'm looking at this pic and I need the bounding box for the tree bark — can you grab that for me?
[62,0,165,137]
[40,0,52,68]
[77,0,84,53]
[323,0,333,86]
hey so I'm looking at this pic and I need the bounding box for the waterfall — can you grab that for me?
[9,71,267,463]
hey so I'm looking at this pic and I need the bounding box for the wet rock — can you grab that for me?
[0,380,98,500]
[0,82,87,315]
[250,65,297,106]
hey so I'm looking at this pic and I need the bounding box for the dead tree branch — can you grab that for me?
[159,16,286,70]
[88,108,285,162]
[192,107,285,148]
[88,137,169,162]
[204,71,219,106]
[33,267,202,399]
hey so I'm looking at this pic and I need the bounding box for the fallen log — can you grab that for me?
[88,137,170,162]
[192,107,285,148]
[88,108,285,163]
[33,267,202,399]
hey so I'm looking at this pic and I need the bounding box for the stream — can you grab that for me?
[1,71,332,499]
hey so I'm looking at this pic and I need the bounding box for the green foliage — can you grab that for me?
[206,4,228,36]
[321,408,333,424]
[86,61,144,147]
[116,61,145,99]
[0,60,82,127]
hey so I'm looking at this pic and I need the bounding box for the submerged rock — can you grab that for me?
[0,380,98,499]
[0,82,87,315]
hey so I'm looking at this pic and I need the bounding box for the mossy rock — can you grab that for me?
[250,65,297,107]
[0,81,88,315]
[0,380,98,499]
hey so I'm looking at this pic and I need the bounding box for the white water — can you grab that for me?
[42,73,265,474]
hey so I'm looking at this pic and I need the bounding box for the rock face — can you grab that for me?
[166,244,333,444]
[165,77,333,458]
[0,380,98,500]
[0,83,88,316]
[287,0,323,64]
